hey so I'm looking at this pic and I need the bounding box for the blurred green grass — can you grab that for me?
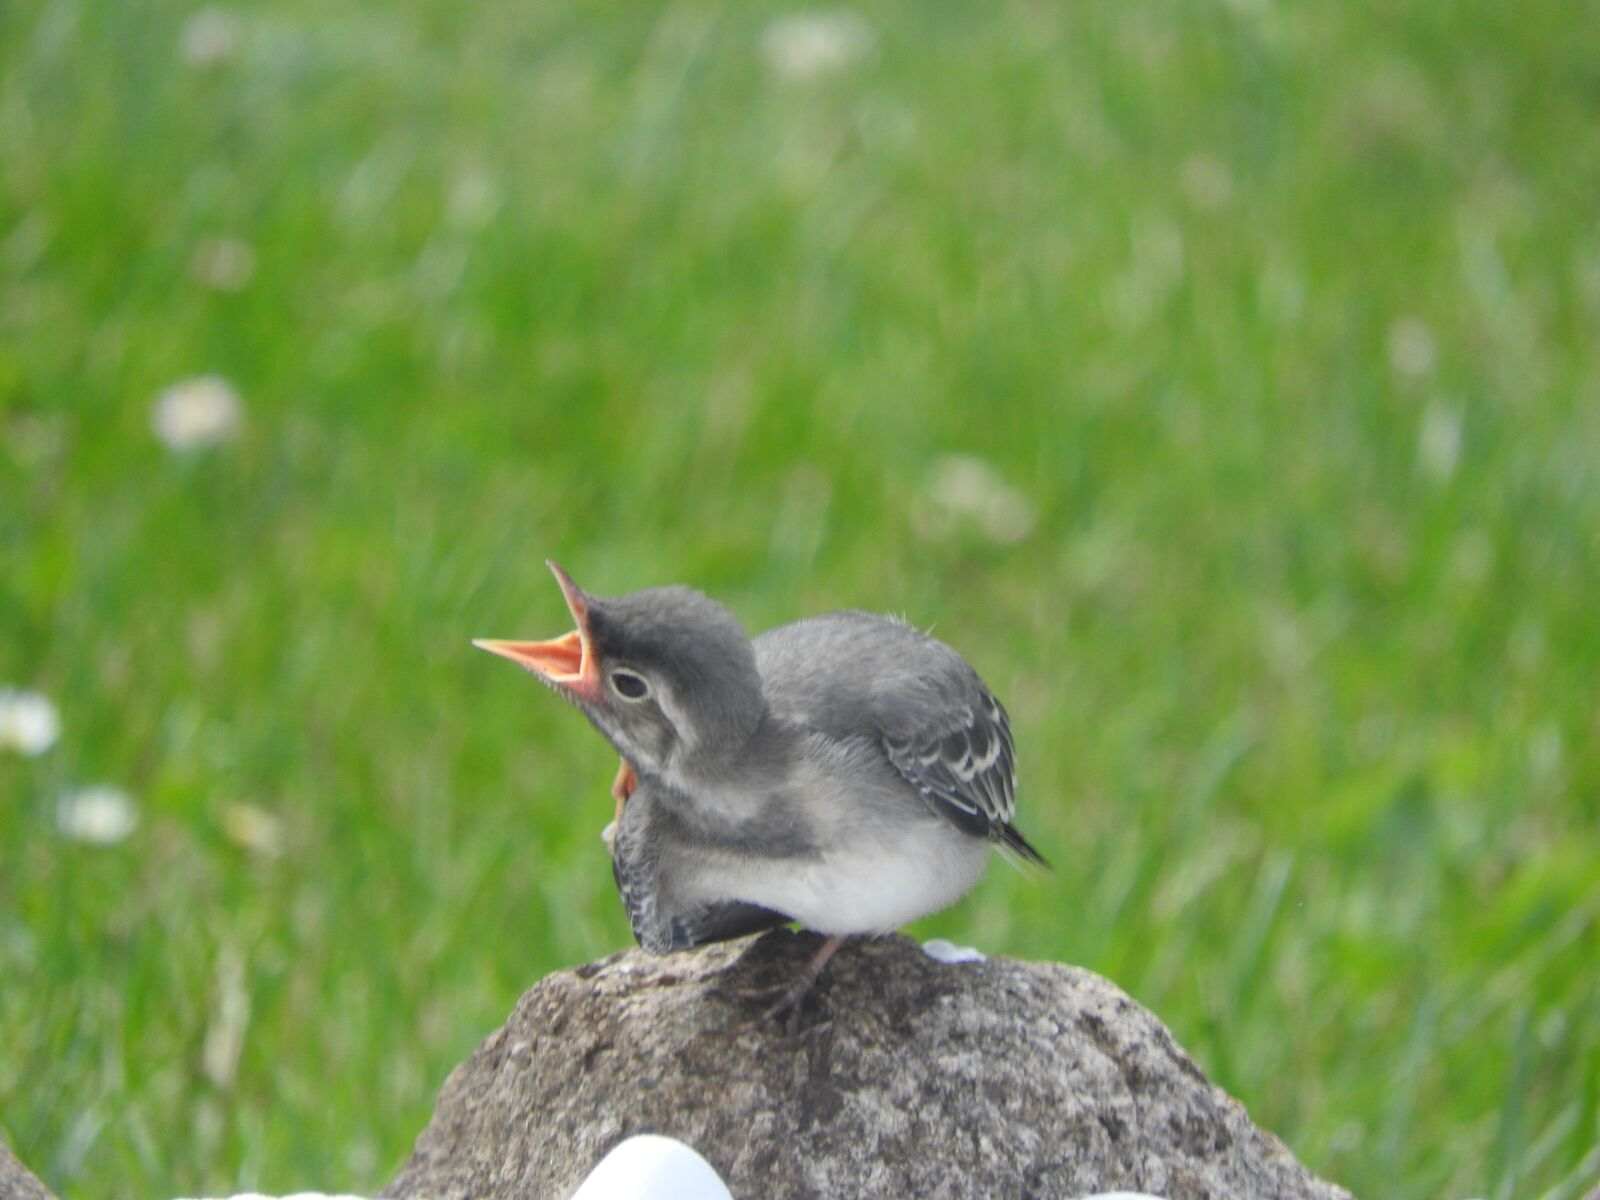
[3,0,1599,1196]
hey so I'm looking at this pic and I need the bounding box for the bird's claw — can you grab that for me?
[707,977,822,1035]
[738,988,815,1035]
[710,934,846,1035]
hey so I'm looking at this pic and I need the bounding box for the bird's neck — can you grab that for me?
[659,700,783,793]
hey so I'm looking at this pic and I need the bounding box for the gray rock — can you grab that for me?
[383,930,1350,1200]
[0,1137,56,1200]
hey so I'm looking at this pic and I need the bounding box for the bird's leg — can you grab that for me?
[610,757,637,827]
[601,758,638,854]
[732,934,847,1032]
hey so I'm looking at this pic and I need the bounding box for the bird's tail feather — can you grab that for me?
[997,822,1050,870]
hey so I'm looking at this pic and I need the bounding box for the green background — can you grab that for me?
[3,1,1598,1197]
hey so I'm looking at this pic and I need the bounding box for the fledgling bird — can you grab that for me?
[474,562,1044,1023]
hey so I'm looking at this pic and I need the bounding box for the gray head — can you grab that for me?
[474,562,764,780]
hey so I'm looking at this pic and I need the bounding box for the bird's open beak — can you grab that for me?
[473,561,603,703]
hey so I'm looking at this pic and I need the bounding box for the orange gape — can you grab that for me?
[611,758,638,827]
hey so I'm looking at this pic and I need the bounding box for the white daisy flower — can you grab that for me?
[913,454,1037,545]
[151,376,243,451]
[761,11,874,82]
[220,802,284,858]
[180,8,243,69]
[57,785,139,845]
[0,687,60,756]
[189,236,257,292]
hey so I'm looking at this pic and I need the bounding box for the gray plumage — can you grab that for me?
[754,611,1035,860]
[611,778,791,954]
[481,570,1044,957]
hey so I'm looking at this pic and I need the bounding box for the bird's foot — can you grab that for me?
[726,977,822,1034]
[716,934,846,1035]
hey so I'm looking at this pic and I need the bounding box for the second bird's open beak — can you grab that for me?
[473,561,603,703]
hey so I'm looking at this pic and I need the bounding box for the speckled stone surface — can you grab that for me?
[0,1136,55,1200]
[383,931,1351,1200]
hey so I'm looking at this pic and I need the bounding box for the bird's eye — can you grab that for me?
[610,669,650,700]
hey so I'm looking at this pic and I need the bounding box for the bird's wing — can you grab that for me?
[612,784,791,954]
[882,689,1044,864]
[756,611,1044,863]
